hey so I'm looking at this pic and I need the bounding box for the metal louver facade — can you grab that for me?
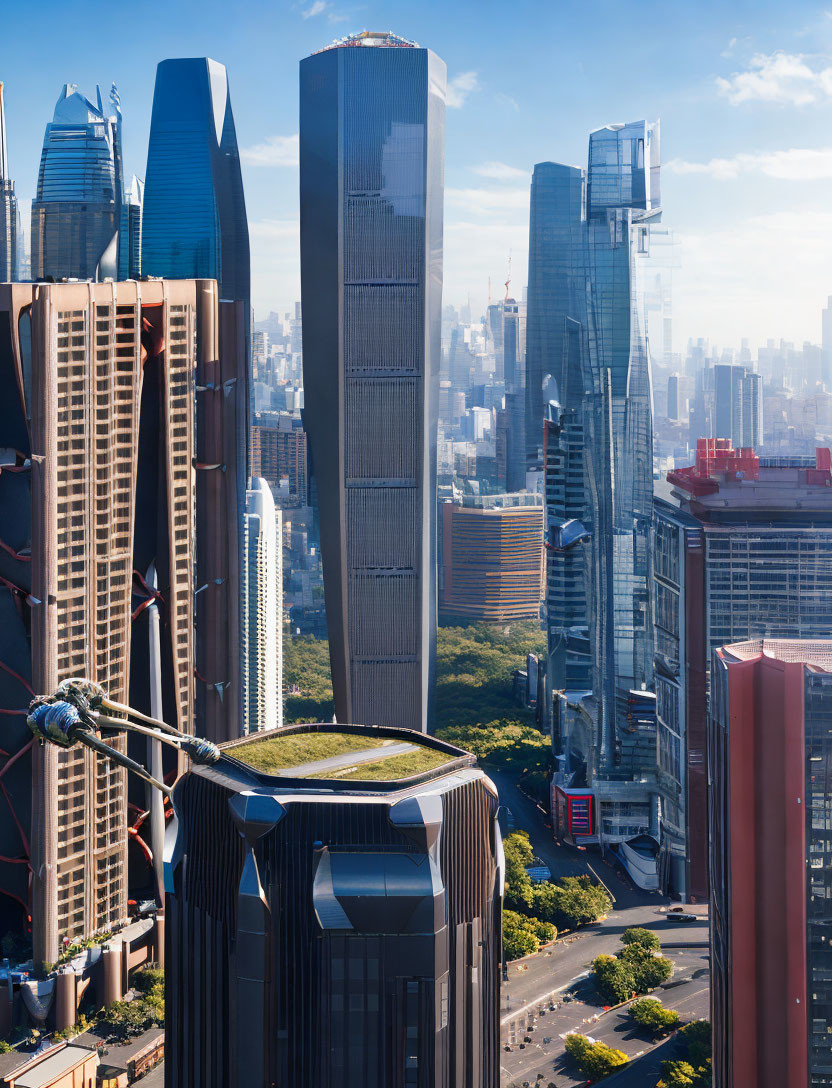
[299,34,445,732]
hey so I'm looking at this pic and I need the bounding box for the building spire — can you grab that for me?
[0,82,8,181]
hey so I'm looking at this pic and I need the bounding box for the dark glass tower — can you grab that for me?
[142,58,250,315]
[299,32,445,733]
[31,83,123,281]
[165,724,502,1088]
[0,82,18,281]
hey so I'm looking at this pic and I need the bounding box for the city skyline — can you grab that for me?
[1,0,832,348]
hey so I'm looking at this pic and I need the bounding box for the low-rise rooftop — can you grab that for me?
[219,724,470,787]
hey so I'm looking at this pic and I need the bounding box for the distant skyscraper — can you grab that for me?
[823,296,832,389]
[710,638,832,1088]
[143,59,250,741]
[118,174,143,280]
[0,82,18,281]
[241,478,283,734]
[142,58,250,320]
[440,493,544,624]
[31,83,124,281]
[713,363,762,448]
[300,31,445,732]
[530,124,661,844]
[666,374,679,420]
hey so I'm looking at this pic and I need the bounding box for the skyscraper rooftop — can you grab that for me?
[317,30,418,51]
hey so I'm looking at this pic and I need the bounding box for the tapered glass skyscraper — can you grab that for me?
[142,57,249,315]
[531,122,662,844]
[0,83,18,282]
[300,31,445,732]
[31,83,123,281]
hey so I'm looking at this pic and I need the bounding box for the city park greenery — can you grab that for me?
[657,1020,712,1088]
[564,1032,629,1081]
[286,622,552,792]
[629,996,681,1035]
[591,927,674,1005]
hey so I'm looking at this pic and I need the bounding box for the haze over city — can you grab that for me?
[4,0,832,346]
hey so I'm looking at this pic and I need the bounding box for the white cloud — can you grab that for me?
[667,147,832,181]
[445,186,529,213]
[240,133,300,167]
[674,210,832,348]
[716,51,832,105]
[494,92,520,112]
[472,161,529,181]
[302,0,329,17]
[446,71,479,109]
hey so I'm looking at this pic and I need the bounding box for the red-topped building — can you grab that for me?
[653,444,832,902]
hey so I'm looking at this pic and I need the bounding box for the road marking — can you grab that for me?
[500,972,589,1026]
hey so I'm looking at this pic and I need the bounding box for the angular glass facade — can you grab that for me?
[118,174,143,280]
[142,58,249,314]
[300,32,445,732]
[529,123,660,781]
[31,83,123,281]
[0,83,18,282]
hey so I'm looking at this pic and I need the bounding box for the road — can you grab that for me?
[501,948,709,1087]
[491,770,710,1087]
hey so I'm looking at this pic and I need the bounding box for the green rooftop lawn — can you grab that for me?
[226,728,460,781]
[229,730,381,774]
[310,746,454,781]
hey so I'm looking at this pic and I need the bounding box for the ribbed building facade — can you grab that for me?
[0,83,18,282]
[0,280,207,967]
[165,725,502,1088]
[299,32,445,731]
[440,495,543,623]
[31,84,123,282]
[710,640,832,1088]
[240,478,283,734]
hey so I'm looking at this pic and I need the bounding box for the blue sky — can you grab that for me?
[4,0,832,349]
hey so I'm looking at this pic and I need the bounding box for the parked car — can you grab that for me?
[524,857,552,884]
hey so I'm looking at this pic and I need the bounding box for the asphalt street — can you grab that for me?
[501,949,710,1087]
[492,769,710,1088]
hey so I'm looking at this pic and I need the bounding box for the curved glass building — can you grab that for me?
[0,82,18,282]
[141,58,249,315]
[300,32,445,733]
[530,122,662,844]
[31,83,123,281]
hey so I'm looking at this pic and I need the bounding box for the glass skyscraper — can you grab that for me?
[530,123,662,844]
[31,83,123,281]
[299,31,445,732]
[0,83,18,282]
[142,58,249,316]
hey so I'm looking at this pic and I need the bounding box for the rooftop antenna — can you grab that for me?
[504,251,512,302]
[487,276,491,307]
